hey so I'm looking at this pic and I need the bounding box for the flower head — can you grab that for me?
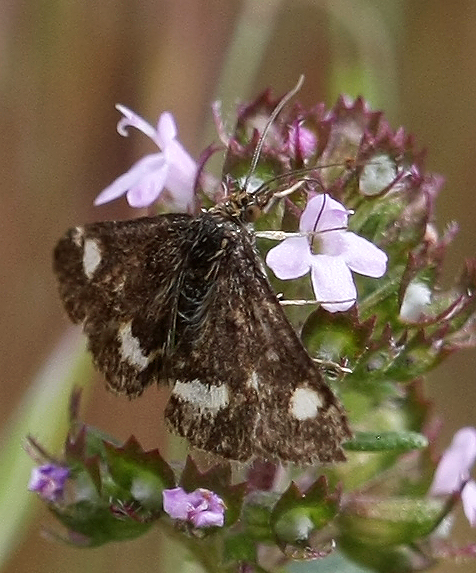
[94,105,197,211]
[430,427,476,526]
[28,464,69,502]
[266,194,388,312]
[162,487,225,528]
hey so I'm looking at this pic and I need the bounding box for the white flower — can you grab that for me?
[266,194,388,312]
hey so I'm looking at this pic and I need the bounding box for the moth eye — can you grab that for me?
[245,205,262,222]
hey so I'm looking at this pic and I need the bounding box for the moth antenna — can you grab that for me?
[251,157,393,204]
[243,74,305,193]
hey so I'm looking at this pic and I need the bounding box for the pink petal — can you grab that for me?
[462,481,476,527]
[115,104,157,140]
[300,194,349,233]
[126,164,168,208]
[431,427,476,495]
[266,237,311,280]
[162,487,189,520]
[340,232,387,278]
[288,123,317,159]
[191,509,225,528]
[163,140,198,210]
[155,112,177,148]
[310,255,356,312]
[94,154,166,206]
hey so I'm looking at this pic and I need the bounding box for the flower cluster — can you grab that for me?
[95,103,389,312]
[28,90,476,573]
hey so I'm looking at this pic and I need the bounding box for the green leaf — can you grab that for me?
[338,496,446,547]
[241,491,276,542]
[271,478,339,546]
[338,539,427,573]
[223,532,257,564]
[301,307,374,365]
[49,498,152,546]
[104,436,175,511]
[343,431,428,453]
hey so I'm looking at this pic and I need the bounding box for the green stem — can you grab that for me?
[0,329,92,567]
[357,266,404,318]
[160,520,224,573]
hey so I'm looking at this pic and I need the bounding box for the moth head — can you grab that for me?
[223,187,268,223]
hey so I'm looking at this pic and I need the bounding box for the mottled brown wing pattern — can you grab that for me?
[54,209,351,463]
[53,215,192,396]
[164,210,352,464]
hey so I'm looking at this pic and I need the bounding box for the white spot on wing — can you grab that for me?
[118,322,151,370]
[247,370,259,391]
[290,387,323,421]
[83,238,102,279]
[71,227,84,247]
[172,379,229,413]
[266,349,279,361]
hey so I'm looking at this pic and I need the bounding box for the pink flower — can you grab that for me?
[162,487,225,528]
[266,194,388,312]
[28,464,69,502]
[94,105,197,211]
[430,427,476,526]
[287,121,317,159]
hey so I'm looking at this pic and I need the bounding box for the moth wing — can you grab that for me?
[53,215,191,396]
[165,222,352,464]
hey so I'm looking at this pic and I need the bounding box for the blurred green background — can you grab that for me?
[1,0,475,571]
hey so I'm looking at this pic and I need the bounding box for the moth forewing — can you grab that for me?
[53,215,192,396]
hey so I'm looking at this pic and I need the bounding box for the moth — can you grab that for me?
[53,82,352,464]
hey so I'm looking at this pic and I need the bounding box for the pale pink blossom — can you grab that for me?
[162,487,225,528]
[266,194,387,312]
[94,105,197,211]
[431,427,476,526]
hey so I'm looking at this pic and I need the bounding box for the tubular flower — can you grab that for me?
[94,105,197,211]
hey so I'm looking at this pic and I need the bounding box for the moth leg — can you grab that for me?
[255,226,347,241]
[279,299,319,306]
[312,358,353,375]
[255,231,305,240]
[278,297,356,306]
